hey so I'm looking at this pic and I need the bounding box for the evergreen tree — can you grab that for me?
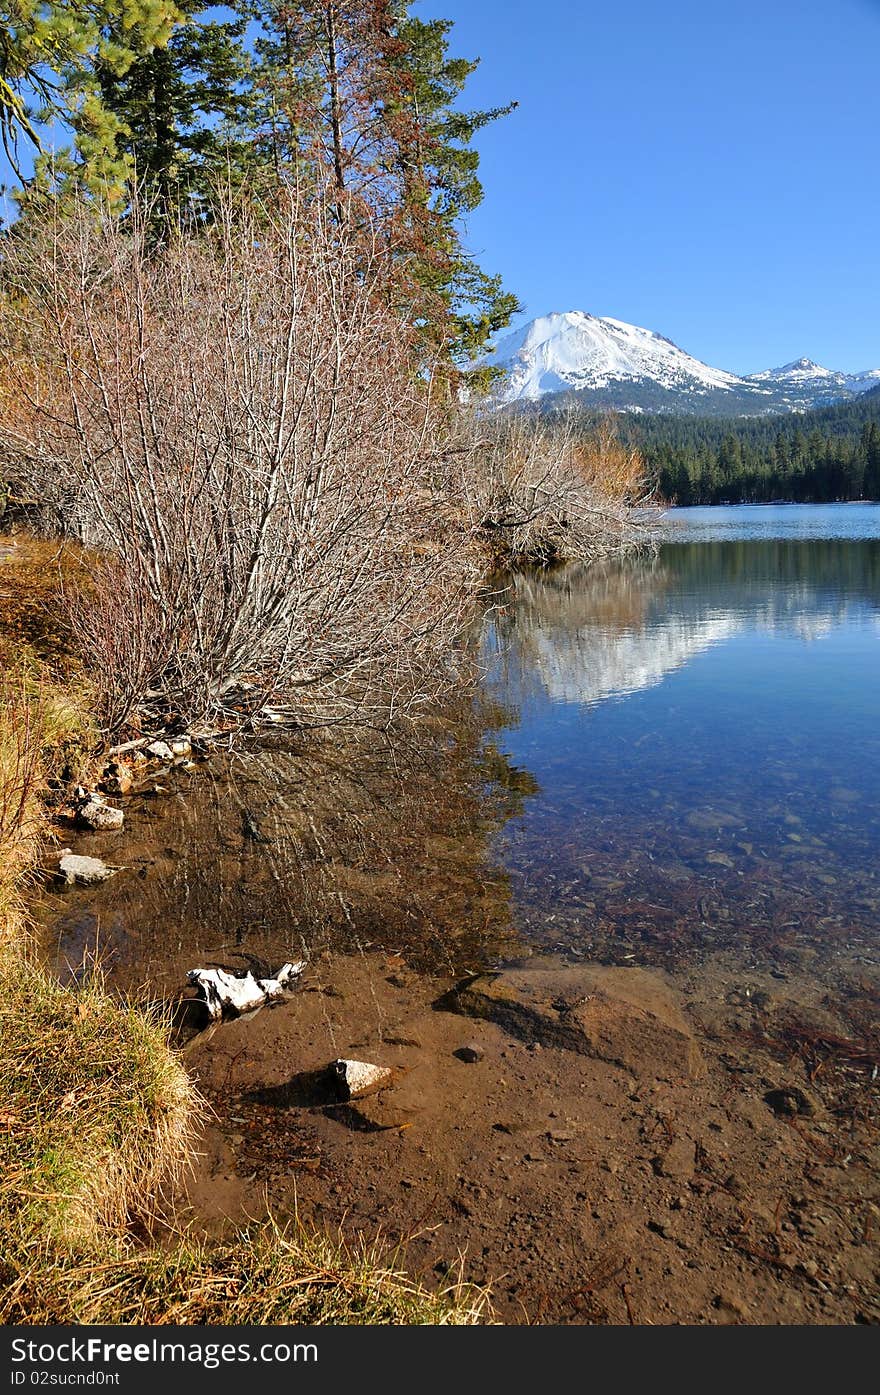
[246,1,520,368]
[1,1,181,199]
[599,385,880,504]
[93,2,253,207]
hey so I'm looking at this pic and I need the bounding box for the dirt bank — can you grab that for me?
[173,948,879,1325]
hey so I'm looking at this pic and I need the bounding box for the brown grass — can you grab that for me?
[1,1219,490,1326]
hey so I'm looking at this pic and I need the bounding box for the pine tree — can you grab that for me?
[865,422,880,499]
[246,1,520,369]
[1,1,181,199]
[93,2,253,207]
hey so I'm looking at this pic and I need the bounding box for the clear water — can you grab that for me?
[41,504,880,991]
[483,503,880,970]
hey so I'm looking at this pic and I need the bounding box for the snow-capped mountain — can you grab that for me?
[745,358,880,409]
[485,311,880,417]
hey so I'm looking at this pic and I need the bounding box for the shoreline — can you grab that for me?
[3,526,879,1325]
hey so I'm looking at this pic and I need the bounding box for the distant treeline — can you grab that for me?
[592,386,880,505]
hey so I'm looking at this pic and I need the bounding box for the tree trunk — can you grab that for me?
[324,3,346,209]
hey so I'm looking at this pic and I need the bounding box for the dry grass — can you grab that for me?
[0,547,193,1255]
[0,536,96,930]
[1,1219,489,1326]
[0,955,194,1252]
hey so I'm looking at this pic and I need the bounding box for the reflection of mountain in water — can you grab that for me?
[490,539,880,709]
[529,612,740,706]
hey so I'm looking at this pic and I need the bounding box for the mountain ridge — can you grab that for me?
[485,310,880,417]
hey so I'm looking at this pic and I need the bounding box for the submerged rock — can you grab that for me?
[73,788,124,831]
[706,850,735,868]
[686,808,742,832]
[57,851,117,886]
[446,957,704,1080]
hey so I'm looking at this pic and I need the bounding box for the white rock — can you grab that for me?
[332,1059,393,1100]
[146,740,174,760]
[170,737,192,757]
[58,851,117,886]
[76,798,124,831]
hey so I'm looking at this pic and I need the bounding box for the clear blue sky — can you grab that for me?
[421,0,880,374]
[4,1,877,374]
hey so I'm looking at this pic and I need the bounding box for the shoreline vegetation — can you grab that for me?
[0,185,655,742]
[0,348,652,1318]
[0,192,652,1330]
[0,470,648,1322]
[0,541,493,1325]
[0,1,654,1324]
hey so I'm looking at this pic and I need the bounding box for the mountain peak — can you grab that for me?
[761,358,837,380]
[485,312,880,417]
[486,310,743,407]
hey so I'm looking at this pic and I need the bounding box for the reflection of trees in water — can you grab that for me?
[485,555,675,708]
[665,538,880,610]
[47,701,534,987]
[485,540,880,710]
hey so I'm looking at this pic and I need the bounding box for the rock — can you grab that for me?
[764,1086,816,1118]
[100,761,132,796]
[829,787,859,804]
[242,811,269,844]
[653,1136,696,1181]
[146,740,174,761]
[686,808,742,832]
[57,851,117,886]
[74,792,124,831]
[706,851,735,868]
[454,1044,484,1064]
[714,1292,749,1321]
[446,957,704,1080]
[170,736,192,757]
[331,1059,392,1101]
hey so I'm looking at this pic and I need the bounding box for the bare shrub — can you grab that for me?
[452,410,658,567]
[0,189,478,735]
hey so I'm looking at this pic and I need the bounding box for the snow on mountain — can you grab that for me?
[846,368,880,392]
[486,311,750,406]
[485,311,880,416]
[748,357,844,386]
[747,358,880,397]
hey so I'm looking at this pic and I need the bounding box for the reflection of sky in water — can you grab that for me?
[484,505,880,965]
[661,501,880,543]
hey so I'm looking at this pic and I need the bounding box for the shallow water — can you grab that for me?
[39,504,880,992]
[483,503,880,972]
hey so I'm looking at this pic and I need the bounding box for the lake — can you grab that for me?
[483,503,880,974]
[43,503,880,991]
[34,500,880,1325]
